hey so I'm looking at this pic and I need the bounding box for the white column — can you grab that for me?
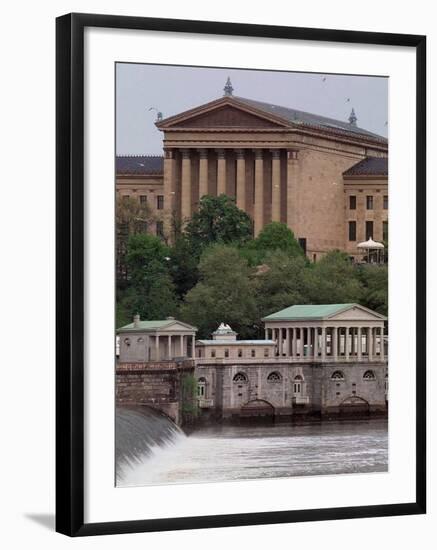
[163,149,176,234]
[292,328,296,357]
[314,327,319,358]
[167,334,171,359]
[265,328,268,340]
[179,334,184,356]
[192,335,196,358]
[345,327,350,360]
[198,149,208,200]
[379,327,385,361]
[216,149,226,195]
[332,328,338,360]
[278,327,283,356]
[236,149,246,211]
[368,328,373,361]
[321,327,326,361]
[286,149,299,229]
[155,334,160,361]
[358,327,362,360]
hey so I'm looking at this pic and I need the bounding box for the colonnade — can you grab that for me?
[264,326,385,361]
[163,147,299,235]
[152,333,196,361]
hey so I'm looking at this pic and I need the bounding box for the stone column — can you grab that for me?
[286,150,299,230]
[314,327,319,358]
[167,334,172,359]
[379,327,385,361]
[163,149,176,234]
[321,327,326,361]
[368,328,373,361]
[288,328,292,356]
[198,149,209,200]
[357,327,362,360]
[264,328,268,340]
[253,149,264,236]
[345,327,350,360]
[192,335,196,358]
[216,149,226,195]
[271,149,281,222]
[292,328,296,357]
[179,334,184,356]
[278,327,283,357]
[155,334,160,361]
[332,327,338,360]
[181,149,192,221]
[236,149,246,211]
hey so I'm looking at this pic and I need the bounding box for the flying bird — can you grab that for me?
[322,76,327,82]
[346,98,351,102]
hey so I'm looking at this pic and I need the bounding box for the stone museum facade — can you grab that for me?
[116,80,388,261]
[116,304,388,423]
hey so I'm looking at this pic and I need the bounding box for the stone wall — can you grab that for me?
[116,360,195,426]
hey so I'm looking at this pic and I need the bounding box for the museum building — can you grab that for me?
[116,79,388,260]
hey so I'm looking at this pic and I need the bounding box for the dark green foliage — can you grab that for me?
[168,236,199,299]
[184,195,253,252]
[180,244,257,339]
[358,264,388,316]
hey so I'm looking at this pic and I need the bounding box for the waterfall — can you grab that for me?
[116,406,186,482]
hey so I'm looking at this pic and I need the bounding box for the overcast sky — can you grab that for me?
[116,63,388,156]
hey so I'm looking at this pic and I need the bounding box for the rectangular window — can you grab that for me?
[298,237,307,255]
[383,195,388,209]
[156,221,164,238]
[349,195,356,210]
[224,349,229,358]
[251,349,256,358]
[140,195,147,204]
[366,221,374,240]
[366,196,374,210]
[383,221,388,242]
[211,349,216,358]
[157,195,164,210]
[348,221,357,241]
[264,348,269,357]
[238,349,243,358]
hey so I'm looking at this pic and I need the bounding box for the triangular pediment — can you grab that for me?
[328,304,386,321]
[163,320,197,332]
[156,97,290,130]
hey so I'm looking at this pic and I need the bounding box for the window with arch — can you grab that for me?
[293,374,304,394]
[233,372,248,383]
[123,337,131,347]
[267,371,282,382]
[331,370,345,380]
[137,337,144,343]
[363,370,376,380]
[197,377,207,397]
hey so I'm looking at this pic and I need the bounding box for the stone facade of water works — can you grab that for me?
[116,304,388,423]
[115,359,196,426]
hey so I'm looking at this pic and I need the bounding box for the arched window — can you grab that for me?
[331,370,344,380]
[267,371,282,382]
[197,377,207,397]
[137,337,144,343]
[233,372,248,383]
[123,337,131,347]
[363,370,376,380]
[293,374,304,394]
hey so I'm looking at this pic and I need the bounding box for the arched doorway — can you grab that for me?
[339,396,370,416]
[240,399,275,419]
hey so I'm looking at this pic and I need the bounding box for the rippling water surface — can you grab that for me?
[116,408,388,487]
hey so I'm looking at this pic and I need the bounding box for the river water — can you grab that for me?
[116,408,388,487]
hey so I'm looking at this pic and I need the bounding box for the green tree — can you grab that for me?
[168,236,199,299]
[254,251,310,321]
[184,195,253,252]
[180,244,257,339]
[358,264,388,316]
[117,233,177,326]
[306,250,363,304]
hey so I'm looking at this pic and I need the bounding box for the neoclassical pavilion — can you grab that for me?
[263,303,387,362]
[117,315,197,362]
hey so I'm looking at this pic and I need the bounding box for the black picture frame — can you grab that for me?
[56,12,426,537]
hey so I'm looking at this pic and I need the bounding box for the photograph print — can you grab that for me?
[114,63,389,488]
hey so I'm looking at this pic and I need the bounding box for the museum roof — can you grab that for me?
[233,96,387,142]
[263,304,357,321]
[343,156,388,176]
[116,155,164,175]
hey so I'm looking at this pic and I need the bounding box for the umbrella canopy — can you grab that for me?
[357,237,384,249]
